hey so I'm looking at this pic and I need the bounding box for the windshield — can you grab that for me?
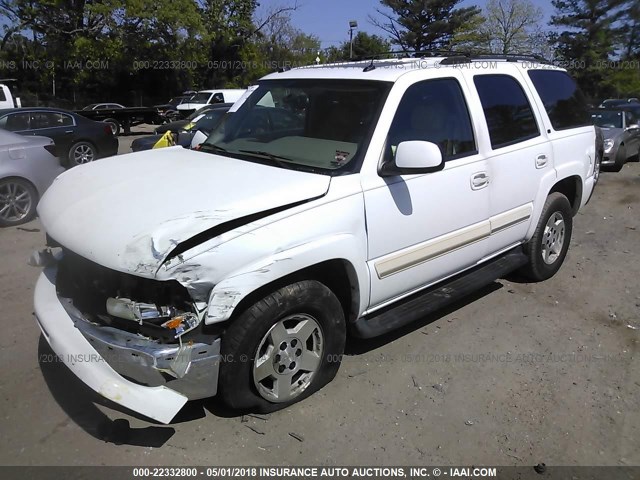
[591,110,623,128]
[190,92,212,104]
[202,80,391,174]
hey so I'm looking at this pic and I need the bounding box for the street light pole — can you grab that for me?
[349,20,358,59]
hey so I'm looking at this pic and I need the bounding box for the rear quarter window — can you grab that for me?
[528,70,590,130]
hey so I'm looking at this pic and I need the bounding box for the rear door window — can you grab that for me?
[5,112,31,131]
[528,70,590,130]
[474,74,540,149]
[30,112,57,129]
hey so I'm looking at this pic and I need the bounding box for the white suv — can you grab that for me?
[32,55,598,423]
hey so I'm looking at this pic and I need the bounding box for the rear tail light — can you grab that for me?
[43,144,58,157]
[104,125,113,136]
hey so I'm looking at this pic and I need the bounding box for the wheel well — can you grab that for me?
[227,259,360,326]
[550,176,582,216]
[0,175,39,198]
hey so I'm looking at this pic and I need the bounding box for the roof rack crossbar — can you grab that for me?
[349,49,552,66]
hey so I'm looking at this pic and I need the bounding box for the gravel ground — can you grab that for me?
[0,146,638,467]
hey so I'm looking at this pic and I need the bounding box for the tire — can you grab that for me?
[610,144,626,172]
[103,118,120,136]
[520,192,573,282]
[219,280,346,412]
[67,141,97,167]
[0,177,38,227]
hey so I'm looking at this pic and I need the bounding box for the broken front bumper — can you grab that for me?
[34,266,221,424]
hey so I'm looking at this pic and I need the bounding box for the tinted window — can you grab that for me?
[386,78,476,162]
[590,110,623,129]
[624,111,637,126]
[0,89,6,101]
[528,70,590,130]
[5,112,30,131]
[59,113,74,126]
[269,108,302,131]
[193,110,225,133]
[474,74,539,149]
[190,92,211,103]
[30,112,58,129]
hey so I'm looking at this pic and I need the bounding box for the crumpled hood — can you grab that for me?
[38,147,330,275]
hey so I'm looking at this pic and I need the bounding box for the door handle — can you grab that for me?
[64,130,73,134]
[536,154,548,168]
[471,172,489,190]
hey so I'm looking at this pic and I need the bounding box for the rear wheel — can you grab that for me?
[103,118,120,136]
[520,193,573,281]
[219,280,346,412]
[68,141,97,166]
[0,178,38,227]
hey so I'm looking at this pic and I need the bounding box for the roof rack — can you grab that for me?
[351,50,553,70]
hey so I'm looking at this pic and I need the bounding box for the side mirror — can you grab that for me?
[380,140,444,176]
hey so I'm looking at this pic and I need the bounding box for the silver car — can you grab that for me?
[591,109,640,172]
[0,129,65,227]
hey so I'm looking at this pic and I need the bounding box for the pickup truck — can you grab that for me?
[31,54,598,424]
[0,81,21,109]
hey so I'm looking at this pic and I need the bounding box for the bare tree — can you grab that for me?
[484,0,542,54]
[252,1,301,39]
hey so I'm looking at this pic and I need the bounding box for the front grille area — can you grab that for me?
[56,248,196,342]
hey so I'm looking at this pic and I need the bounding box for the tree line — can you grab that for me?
[0,0,638,107]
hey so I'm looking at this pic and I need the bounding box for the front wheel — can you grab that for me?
[610,144,626,172]
[520,192,573,282]
[219,280,346,412]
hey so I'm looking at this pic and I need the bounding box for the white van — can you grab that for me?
[177,89,246,117]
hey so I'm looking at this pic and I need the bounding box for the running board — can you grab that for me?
[351,247,529,339]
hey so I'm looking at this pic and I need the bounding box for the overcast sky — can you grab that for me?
[264,0,555,48]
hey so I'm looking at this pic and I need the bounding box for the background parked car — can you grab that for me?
[154,93,196,123]
[132,104,231,152]
[82,103,125,110]
[154,103,232,135]
[599,98,640,108]
[176,89,245,117]
[591,108,640,171]
[0,107,118,167]
[0,129,64,227]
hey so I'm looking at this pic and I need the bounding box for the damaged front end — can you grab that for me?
[33,245,222,422]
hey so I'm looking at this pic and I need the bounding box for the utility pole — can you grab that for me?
[349,21,358,59]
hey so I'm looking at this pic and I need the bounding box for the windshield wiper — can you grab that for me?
[238,149,293,168]
[197,143,228,154]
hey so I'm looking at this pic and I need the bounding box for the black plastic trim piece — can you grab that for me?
[351,247,529,339]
